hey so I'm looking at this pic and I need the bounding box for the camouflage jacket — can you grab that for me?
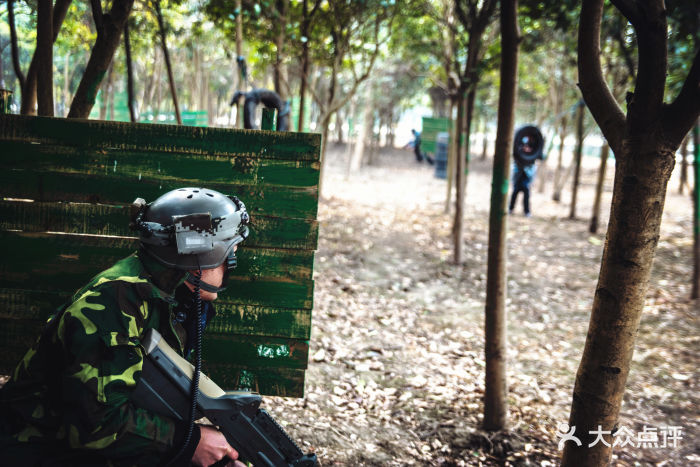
[0,250,207,466]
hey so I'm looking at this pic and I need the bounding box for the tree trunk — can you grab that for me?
[36,0,54,116]
[273,0,289,101]
[552,114,569,201]
[453,92,466,264]
[589,143,609,233]
[483,0,519,432]
[62,53,71,116]
[445,99,457,214]
[8,0,26,94]
[335,109,344,144]
[318,116,331,197]
[68,0,134,118]
[562,1,699,464]
[124,19,137,122]
[679,134,689,195]
[99,62,113,120]
[693,121,699,299]
[568,102,585,219]
[21,0,72,115]
[143,48,161,114]
[155,0,181,125]
[347,83,371,176]
[235,0,243,128]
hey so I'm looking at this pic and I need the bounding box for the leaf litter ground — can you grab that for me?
[266,145,698,467]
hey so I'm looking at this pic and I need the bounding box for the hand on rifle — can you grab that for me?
[193,425,246,467]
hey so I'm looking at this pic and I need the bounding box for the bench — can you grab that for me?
[0,109,321,397]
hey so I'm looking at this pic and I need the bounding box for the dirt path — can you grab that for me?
[270,145,698,466]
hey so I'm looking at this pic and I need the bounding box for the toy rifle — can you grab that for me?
[132,328,317,467]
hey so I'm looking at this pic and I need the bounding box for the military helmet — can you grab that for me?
[130,187,249,271]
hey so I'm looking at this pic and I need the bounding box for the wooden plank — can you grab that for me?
[0,201,318,251]
[0,141,321,188]
[0,170,319,220]
[0,320,307,396]
[202,333,308,370]
[203,364,306,396]
[207,303,312,339]
[0,289,313,339]
[0,232,314,309]
[0,114,321,161]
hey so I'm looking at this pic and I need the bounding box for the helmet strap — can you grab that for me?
[185,271,227,293]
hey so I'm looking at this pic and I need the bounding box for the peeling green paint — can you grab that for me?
[257,344,291,359]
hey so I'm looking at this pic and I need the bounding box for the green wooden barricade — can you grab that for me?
[421,117,451,155]
[0,114,321,397]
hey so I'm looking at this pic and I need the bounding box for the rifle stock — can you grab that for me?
[132,329,317,467]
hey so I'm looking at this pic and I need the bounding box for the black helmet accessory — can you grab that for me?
[130,187,249,293]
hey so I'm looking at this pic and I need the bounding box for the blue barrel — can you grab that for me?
[434,131,449,179]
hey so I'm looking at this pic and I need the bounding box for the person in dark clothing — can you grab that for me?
[407,129,434,165]
[230,89,290,131]
[509,130,545,216]
[509,158,538,216]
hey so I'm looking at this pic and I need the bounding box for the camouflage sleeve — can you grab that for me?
[54,278,187,465]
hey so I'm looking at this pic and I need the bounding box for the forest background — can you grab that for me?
[0,0,698,465]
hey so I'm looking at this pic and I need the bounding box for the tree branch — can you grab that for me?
[663,49,700,147]
[578,0,625,155]
[609,0,641,29]
[612,0,667,125]
[8,0,26,90]
[91,0,104,34]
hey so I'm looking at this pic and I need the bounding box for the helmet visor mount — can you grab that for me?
[133,188,250,274]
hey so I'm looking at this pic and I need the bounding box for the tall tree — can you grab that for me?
[589,143,609,233]
[562,1,699,466]
[68,0,134,118]
[124,19,136,122]
[483,0,519,432]
[154,0,181,125]
[297,0,320,132]
[452,0,497,264]
[568,101,585,219]
[8,0,26,94]
[306,0,398,196]
[36,0,54,116]
[19,0,72,115]
[693,121,700,299]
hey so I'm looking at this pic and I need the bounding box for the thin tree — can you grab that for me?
[551,116,568,202]
[452,0,497,265]
[561,1,700,465]
[678,135,690,195]
[36,0,54,116]
[693,121,700,299]
[8,0,26,95]
[588,143,609,233]
[68,0,134,118]
[154,0,182,125]
[568,101,585,219]
[19,0,72,115]
[483,0,519,431]
[234,0,243,128]
[124,19,137,122]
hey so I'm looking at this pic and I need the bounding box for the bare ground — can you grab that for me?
[268,144,699,467]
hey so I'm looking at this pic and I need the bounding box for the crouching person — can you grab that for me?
[0,188,249,466]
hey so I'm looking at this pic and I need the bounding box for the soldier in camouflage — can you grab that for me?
[0,188,250,466]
